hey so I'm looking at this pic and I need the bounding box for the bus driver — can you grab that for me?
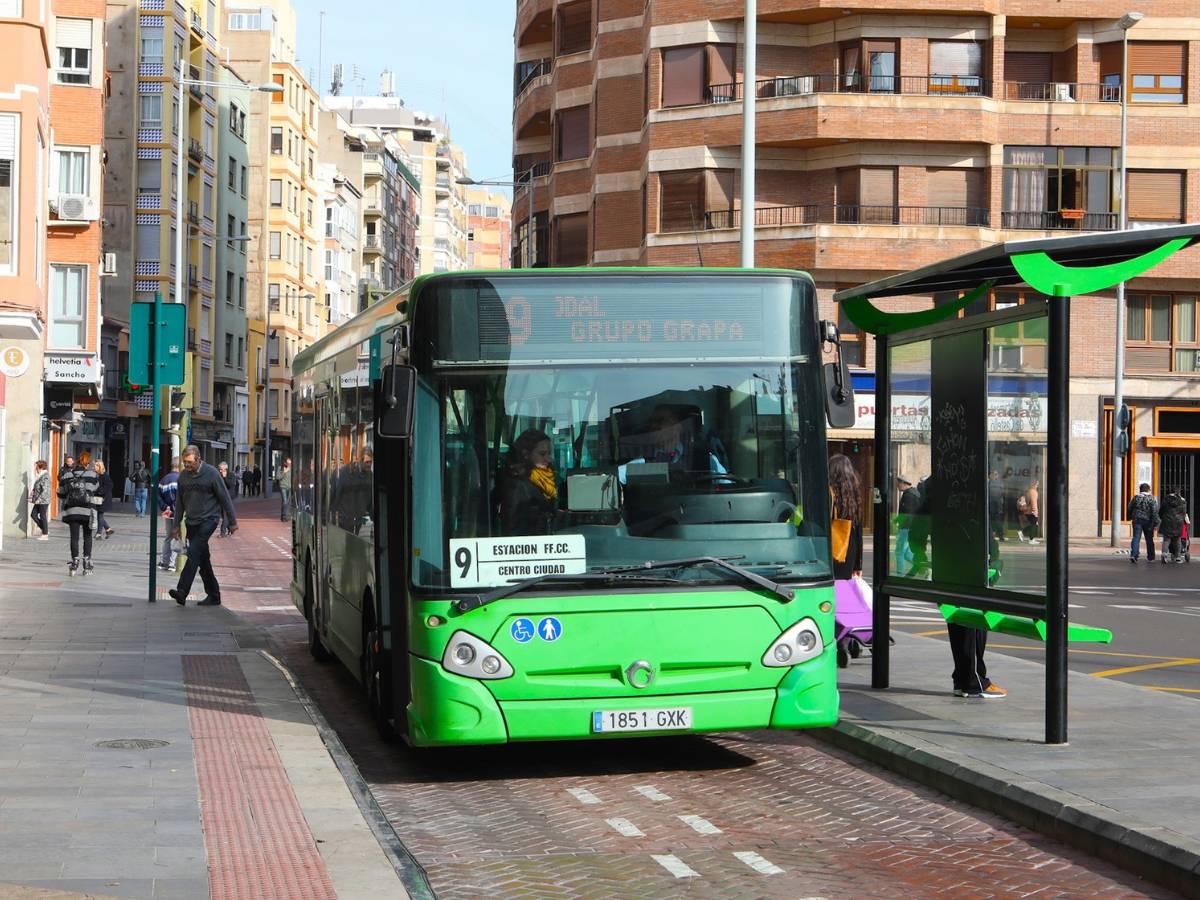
[619,405,728,485]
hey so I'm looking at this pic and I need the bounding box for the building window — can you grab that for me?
[556,0,591,55]
[54,148,89,195]
[835,166,898,224]
[269,179,282,207]
[841,39,898,93]
[226,213,236,247]
[270,127,283,154]
[0,114,13,272]
[306,197,313,226]
[225,271,234,304]
[55,18,92,85]
[203,181,213,217]
[1126,294,1200,373]
[1129,42,1186,104]
[237,336,244,368]
[227,11,261,30]
[140,27,164,64]
[49,265,87,348]
[139,94,162,127]
[224,333,233,367]
[928,41,984,95]
[555,105,589,162]
[553,213,588,266]
[239,220,247,253]
[661,45,735,107]
[238,276,245,307]
[268,283,280,310]
[239,165,247,196]
[269,231,281,259]
[926,167,988,225]
[1001,146,1117,230]
[1127,170,1184,225]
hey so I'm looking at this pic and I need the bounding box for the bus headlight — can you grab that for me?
[442,631,513,680]
[762,618,823,667]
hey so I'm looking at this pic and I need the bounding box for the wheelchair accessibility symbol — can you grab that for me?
[510,618,535,643]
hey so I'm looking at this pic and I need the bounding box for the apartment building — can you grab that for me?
[466,186,513,269]
[317,160,362,326]
[513,0,1200,537]
[222,0,319,467]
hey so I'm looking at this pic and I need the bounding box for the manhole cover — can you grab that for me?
[96,739,170,750]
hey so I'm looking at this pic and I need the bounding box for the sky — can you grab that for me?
[289,0,517,189]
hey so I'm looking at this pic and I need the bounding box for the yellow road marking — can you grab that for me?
[900,629,1194,662]
[1090,658,1200,678]
[1146,686,1200,694]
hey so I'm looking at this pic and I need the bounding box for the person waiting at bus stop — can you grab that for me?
[499,429,559,536]
[169,445,237,607]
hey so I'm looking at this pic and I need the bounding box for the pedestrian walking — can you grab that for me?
[217,462,238,536]
[1159,489,1187,564]
[252,465,261,496]
[158,459,181,571]
[131,461,150,516]
[1127,482,1159,563]
[893,474,917,572]
[169,445,237,607]
[277,457,292,522]
[28,460,51,540]
[93,461,115,539]
[233,465,243,497]
[57,457,100,576]
[1016,480,1041,544]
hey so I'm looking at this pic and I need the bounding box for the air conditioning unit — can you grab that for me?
[101,252,118,276]
[1052,83,1074,102]
[55,194,99,221]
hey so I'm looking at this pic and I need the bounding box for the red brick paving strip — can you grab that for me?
[184,654,337,900]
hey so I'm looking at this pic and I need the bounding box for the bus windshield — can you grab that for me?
[408,274,832,591]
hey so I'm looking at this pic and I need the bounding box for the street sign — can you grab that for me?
[129,302,186,385]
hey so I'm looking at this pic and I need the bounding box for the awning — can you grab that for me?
[1144,436,1200,450]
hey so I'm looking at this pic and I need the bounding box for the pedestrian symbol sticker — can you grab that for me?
[538,616,562,642]
[511,618,535,643]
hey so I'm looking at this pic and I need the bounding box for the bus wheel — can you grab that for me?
[362,607,394,741]
[306,567,330,662]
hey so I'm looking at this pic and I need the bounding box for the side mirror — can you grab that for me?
[823,360,856,429]
[378,364,417,438]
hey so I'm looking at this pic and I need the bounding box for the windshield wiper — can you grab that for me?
[456,572,686,613]
[598,556,795,603]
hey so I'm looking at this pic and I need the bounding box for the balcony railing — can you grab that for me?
[364,235,380,249]
[187,201,199,224]
[697,204,992,231]
[189,9,203,33]
[702,73,991,105]
[514,156,552,182]
[187,138,203,161]
[514,58,552,98]
[188,66,202,99]
[1002,81,1120,103]
[187,264,199,286]
[1000,210,1119,231]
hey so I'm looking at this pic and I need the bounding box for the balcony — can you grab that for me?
[695,204,992,231]
[187,138,203,162]
[703,73,991,105]
[187,264,199,286]
[514,154,552,182]
[189,9,203,35]
[515,0,551,49]
[514,58,552,100]
[187,327,197,350]
[187,201,199,225]
[363,235,381,253]
[188,66,202,99]
[1000,210,1119,231]
[1002,82,1119,103]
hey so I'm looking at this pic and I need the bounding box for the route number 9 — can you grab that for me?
[455,546,473,580]
[505,297,532,346]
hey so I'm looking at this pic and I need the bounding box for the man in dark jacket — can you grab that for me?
[1159,490,1188,563]
[217,462,238,536]
[169,446,237,606]
[1127,483,1159,563]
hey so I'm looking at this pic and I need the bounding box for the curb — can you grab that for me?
[812,720,1200,899]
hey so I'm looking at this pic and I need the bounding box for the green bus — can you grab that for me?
[290,269,850,746]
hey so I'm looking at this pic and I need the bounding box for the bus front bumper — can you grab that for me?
[406,651,839,747]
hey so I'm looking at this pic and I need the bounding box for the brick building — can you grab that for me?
[512,0,1200,537]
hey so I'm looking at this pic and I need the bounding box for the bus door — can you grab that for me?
[314,387,334,644]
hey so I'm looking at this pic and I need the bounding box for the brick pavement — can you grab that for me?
[219,514,1176,898]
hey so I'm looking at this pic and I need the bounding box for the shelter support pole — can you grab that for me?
[871,332,891,689]
[1046,297,1070,744]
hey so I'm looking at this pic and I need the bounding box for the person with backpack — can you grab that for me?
[1127,482,1160,564]
[1159,489,1188,564]
[28,460,51,540]
[57,457,101,575]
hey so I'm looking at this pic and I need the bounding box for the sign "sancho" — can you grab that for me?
[44,351,99,384]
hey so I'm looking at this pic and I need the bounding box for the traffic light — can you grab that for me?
[169,390,186,427]
[1115,403,1131,456]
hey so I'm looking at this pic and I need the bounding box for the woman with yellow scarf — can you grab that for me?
[499,428,559,535]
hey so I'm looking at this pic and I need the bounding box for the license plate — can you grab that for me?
[592,707,693,733]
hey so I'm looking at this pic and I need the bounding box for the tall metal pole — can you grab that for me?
[871,332,891,689]
[740,0,756,268]
[173,57,188,463]
[1110,21,1134,546]
[527,165,535,268]
[264,293,272,498]
[1046,294,1070,744]
[147,291,163,604]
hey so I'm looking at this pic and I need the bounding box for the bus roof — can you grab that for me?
[292,267,815,373]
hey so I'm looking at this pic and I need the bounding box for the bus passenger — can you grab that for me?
[499,429,558,536]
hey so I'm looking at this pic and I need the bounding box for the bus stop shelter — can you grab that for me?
[834,223,1200,744]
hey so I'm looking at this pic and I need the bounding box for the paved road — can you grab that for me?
[215,512,1176,898]
[870,540,1200,700]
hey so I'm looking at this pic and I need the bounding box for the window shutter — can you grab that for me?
[556,105,589,161]
[927,168,984,209]
[659,171,704,232]
[1003,51,1052,83]
[56,18,92,49]
[1129,42,1185,76]
[0,114,16,159]
[662,46,705,107]
[706,44,735,87]
[705,170,736,212]
[553,213,588,266]
[1097,42,1123,77]
[859,168,896,206]
[930,41,981,76]
[1127,171,1183,221]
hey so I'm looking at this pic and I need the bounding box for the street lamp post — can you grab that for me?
[741,0,757,268]
[458,169,535,267]
[172,58,280,461]
[1110,11,1144,547]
